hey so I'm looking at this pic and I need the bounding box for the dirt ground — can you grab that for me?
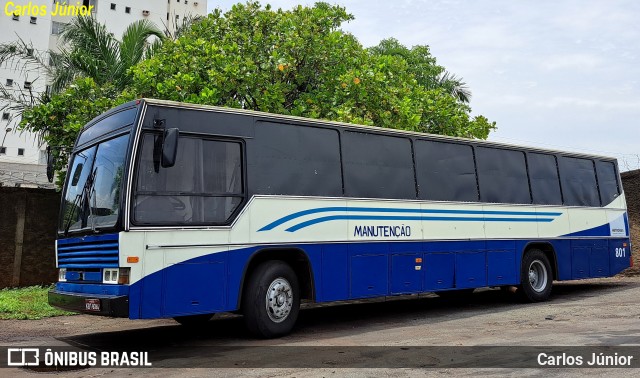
[2,276,640,377]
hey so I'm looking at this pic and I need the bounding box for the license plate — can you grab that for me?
[85,298,101,312]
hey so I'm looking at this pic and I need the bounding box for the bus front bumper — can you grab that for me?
[48,290,129,318]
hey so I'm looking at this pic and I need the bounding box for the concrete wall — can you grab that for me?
[621,170,639,271]
[0,187,60,288]
[621,170,639,222]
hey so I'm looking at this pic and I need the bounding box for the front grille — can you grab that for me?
[57,233,119,269]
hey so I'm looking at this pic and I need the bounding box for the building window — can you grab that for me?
[52,21,66,35]
[166,12,169,20]
[24,81,32,89]
[125,7,131,13]
[175,14,180,19]
[0,147,6,155]
[18,148,25,156]
[39,150,47,164]
[110,3,116,10]
[5,79,13,87]
[12,13,19,21]
[30,17,37,24]
[185,1,188,4]
[2,112,9,120]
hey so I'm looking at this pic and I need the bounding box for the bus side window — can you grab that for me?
[253,122,342,197]
[558,156,600,207]
[595,160,620,206]
[133,133,244,225]
[415,140,478,202]
[342,132,415,200]
[475,147,530,204]
[528,153,562,205]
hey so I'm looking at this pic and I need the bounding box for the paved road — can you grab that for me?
[2,276,639,377]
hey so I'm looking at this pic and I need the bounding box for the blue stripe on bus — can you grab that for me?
[259,207,562,231]
[286,215,556,232]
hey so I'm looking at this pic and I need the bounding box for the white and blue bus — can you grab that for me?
[49,99,632,337]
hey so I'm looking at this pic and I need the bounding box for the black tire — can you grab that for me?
[519,249,553,302]
[173,313,213,327]
[242,261,300,338]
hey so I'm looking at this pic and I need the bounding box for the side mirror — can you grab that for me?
[161,128,179,168]
[46,146,55,183]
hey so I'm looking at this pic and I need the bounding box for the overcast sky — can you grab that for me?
[208,1,640,171]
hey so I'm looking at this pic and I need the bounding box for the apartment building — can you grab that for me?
[0,0,206,187]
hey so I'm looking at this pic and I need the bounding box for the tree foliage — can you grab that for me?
[19,78,127,186]
[19,2,496,186]
[46,16,165,93]
[130,1,495,138]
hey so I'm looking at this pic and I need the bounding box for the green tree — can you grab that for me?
[369,38,471,103]
[53,15,165,92]
[0,16,164,182]
[0,16,164,131]
[20,2,497,186]
[130,2,494,138]
[19,78,127,186]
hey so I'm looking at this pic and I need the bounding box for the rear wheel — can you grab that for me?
[519,249,553,302]
[242,261,300,338]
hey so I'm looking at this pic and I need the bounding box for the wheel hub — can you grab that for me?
[266,277,293,323]
[528,260,548,293]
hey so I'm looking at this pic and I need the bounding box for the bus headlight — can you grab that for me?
[58,268,67,282]
[118,268,130,285]
[103,268,130,284]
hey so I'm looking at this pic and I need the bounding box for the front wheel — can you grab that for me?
[242,261,300,338]
[519,249,553,302]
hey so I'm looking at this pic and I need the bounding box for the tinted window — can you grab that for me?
[476,147,530,204]
[134,134,243,225]
[342,132,415,199]
[558,157,599,207]
[596,160,619,205]
[253,122,342,196]
[77,108,137,146]
[415,140,478,202]
[59,134,130,232]
[528,153,562,205]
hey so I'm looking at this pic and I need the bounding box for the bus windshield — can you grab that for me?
[59,134,130,234]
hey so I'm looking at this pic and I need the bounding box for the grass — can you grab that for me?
[0,285,75,320]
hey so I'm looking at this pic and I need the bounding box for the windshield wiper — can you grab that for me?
[87,167,98,232]
[63,192,83,236]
